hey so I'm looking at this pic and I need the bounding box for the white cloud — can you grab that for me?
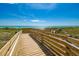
[30,20,46,22]
[31,20,40,22]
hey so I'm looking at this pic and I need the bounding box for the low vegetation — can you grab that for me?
[44,26,79,39]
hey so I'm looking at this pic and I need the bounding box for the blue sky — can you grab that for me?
[0,3,79,26]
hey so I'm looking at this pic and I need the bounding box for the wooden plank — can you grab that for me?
[50,34,79,47]
[43,39,67,55]
[30,30,79,56]
[65,41,79,55]
[13,34,45,56]
[42,36,66,50]
[43,40,65,56]
[67,37,79,47]
[43,43,59,56]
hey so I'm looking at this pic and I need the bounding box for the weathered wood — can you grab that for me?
[30,29,79,56]
[0,31,22,56]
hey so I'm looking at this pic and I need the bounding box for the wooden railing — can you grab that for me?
[0,30,22,56]
[30,30,79,56]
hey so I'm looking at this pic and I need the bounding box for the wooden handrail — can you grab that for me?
[30,30,79,56]
[0,30,22,56]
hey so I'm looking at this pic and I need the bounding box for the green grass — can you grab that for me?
[61,27,79,38]
[44,27,79,39]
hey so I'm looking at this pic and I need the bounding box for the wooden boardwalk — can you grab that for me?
[0,30,79,56]
[13,33,45,56]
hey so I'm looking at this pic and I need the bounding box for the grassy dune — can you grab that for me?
[45,27,79,39]
[62,27,79,38]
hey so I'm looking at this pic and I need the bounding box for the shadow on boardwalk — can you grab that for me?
[29,33,55,56]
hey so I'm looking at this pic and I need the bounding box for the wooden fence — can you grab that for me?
[0,30,22,56]
[30,29,79,56]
